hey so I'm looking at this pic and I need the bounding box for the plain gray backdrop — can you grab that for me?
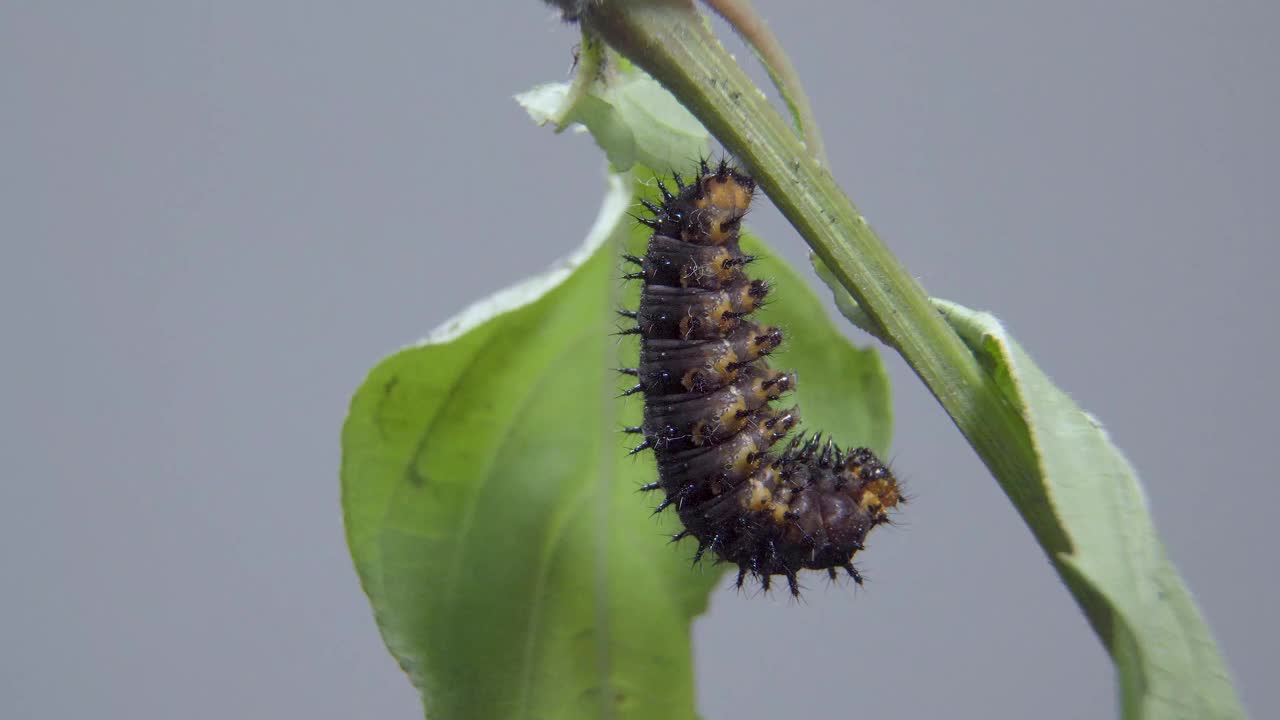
[3,2,1276,718]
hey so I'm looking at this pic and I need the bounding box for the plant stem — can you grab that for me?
[579,0,1067,547]
[700,0,829,165]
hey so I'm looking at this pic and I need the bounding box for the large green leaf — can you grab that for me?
[818,267,1243,719]
[342,61,891,719]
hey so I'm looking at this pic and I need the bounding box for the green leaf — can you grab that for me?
[817,271,1243,720]
[343,61,891,719]
[516,46,705,172]
[746,233,891,455]
[940,302,1242,720]
[342,172,709,720]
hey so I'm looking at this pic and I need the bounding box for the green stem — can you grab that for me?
[578,0,1067,548]
[700,0,829,165]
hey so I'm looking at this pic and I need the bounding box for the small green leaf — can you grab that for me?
[939,302,1242,720]
[343,62,891,718]
[517,56,705,172]
[816,268,1243,719]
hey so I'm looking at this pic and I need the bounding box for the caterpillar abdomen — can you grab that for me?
[622,160,903,597]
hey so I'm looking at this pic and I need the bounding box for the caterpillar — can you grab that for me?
[619,160,903,597]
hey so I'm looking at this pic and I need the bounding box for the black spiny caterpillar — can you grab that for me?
[619,160,903,597]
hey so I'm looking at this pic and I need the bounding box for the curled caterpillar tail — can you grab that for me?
[623,159,903,597]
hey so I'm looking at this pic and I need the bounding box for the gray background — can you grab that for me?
[3,2,1276,718]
